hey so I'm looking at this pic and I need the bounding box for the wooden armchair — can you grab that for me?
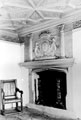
[1,79,23,115]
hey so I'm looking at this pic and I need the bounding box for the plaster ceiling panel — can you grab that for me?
[6,6,34,20]
[63,6,75,14]
[29,11,42,21]
[37,0,70,14]
[0,7,9,19]
[38,0,68,8]
[0,8,13,29]
[32,0,43,6]
[69,0,81,7]
[40,10,62,19]
[3,0,32,8]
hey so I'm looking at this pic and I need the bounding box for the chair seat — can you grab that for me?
[4,98,21,104]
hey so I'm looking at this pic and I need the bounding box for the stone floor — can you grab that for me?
[0,106,77,120]
[0,108,55,120]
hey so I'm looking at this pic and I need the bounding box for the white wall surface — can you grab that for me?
[0,40,29,108]
[73,28,81,118]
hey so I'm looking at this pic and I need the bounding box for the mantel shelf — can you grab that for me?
[19,58,74,69]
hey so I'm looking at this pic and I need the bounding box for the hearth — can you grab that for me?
[34,69,67,109]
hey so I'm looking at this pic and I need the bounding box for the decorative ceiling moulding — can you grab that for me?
[19,9,81,36]
[73,20,81,29]
[0,29,21,43]
[0,35,19,43]
[0,29,18,37]
[64,23,73,32]
[0,29,24,43]
[1,35,24,43]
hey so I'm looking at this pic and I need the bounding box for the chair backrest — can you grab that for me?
[1,79,17,99]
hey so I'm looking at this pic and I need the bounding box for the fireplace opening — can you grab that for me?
[34,69,67,110]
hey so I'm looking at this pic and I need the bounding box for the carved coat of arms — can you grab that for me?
[34,34,57,59]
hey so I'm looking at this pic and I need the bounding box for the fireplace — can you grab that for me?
[34,69,67,109]
[19,58,77,119]
[20,58,74,111]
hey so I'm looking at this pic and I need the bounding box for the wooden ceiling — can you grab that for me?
[0,0,81,43]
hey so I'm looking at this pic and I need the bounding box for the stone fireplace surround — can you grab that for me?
[20,58,77,120]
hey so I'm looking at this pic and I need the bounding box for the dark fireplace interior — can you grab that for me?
[34,69,67,109]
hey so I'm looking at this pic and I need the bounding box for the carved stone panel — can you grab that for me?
[32,28,61,60]
[33,35,56,59]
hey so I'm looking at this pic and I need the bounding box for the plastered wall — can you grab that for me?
[73,28,81,118]
[0,40,29,109]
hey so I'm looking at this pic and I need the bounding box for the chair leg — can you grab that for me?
[1,104,5,115]
[16,102,18,111]
[21,101,23,111]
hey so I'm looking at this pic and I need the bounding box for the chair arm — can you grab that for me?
[16,88,23,94]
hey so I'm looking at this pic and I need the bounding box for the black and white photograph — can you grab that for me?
[0,0,81,120]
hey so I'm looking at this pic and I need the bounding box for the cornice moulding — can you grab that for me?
[19,9,81,37]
